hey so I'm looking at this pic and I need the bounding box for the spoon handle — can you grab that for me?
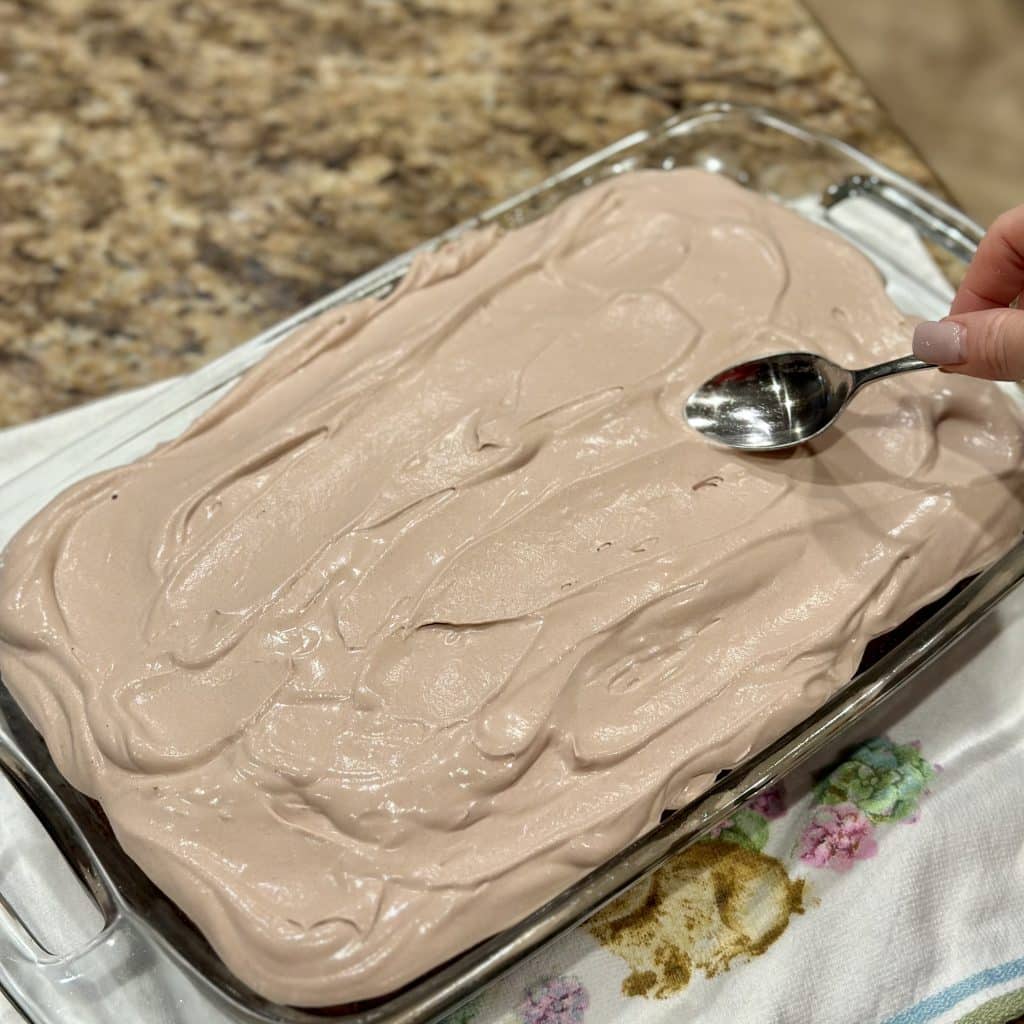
[851,354,933,391]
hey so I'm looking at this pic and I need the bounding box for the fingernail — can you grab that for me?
[913,321,966,365]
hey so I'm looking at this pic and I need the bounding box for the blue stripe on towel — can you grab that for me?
[882,958,1024,1024]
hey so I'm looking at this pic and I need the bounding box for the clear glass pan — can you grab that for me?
[1,102,1019,1024]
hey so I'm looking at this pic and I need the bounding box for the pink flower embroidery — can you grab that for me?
[518,975,589,1024]
[798,802,878,871]
[748,782,787,820]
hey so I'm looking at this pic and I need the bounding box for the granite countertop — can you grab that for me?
[0,0,939,428]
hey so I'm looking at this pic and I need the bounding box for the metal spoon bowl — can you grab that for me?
[684,352,932,452]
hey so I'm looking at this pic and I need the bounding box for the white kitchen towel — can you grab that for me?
[1,197,1022,1024]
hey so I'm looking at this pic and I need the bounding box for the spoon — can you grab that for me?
[684,352,933,452]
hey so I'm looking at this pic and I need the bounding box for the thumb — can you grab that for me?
[913,307,1024,381]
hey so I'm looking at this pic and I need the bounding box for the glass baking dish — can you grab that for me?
[1,101,1021,1024]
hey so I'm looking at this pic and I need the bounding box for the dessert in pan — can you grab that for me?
[1,169,1022,1006]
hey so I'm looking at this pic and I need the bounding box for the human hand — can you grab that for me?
[912,205,1024,380]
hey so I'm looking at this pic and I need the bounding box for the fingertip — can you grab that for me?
[912,321,966,365]
[944,307,1024,381]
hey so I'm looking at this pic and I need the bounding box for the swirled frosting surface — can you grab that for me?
[2,170,1023,1005]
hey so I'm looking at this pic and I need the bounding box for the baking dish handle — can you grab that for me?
[823,173,983,264]
[0,718,239,1024]
[0,720,136,1024]
[0,908,141,1024]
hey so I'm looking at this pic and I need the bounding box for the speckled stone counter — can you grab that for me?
[0,0,939,428]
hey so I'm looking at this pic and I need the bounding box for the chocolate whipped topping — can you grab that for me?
[2,170,1023,1006]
